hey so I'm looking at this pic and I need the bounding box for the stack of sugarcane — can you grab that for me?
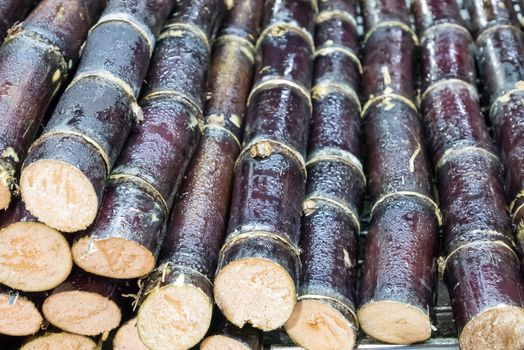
[413,0,524,349]
[357,0,440,345]
[283,0,365,349]
[6,0,524,349]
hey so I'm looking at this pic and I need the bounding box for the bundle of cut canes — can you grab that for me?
[2,0,524,349]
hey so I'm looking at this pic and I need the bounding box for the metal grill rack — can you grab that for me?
[261,0,523,348]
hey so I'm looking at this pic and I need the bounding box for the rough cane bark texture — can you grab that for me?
[0,200,72,292]
[357,0,439,344]
[42,268,123,336]
[0,0,104,210]
[72,0,223,280]
[213,0,315,332]
[201,313,262,350]
[468,0,524,272]
[284,1,363,350]
[135,2,260,349]
[416,1,524,349]
[20,0,175,233]
[465,0,517,37]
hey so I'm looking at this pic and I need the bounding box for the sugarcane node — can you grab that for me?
[88,13,155,56]
[249,141,273,158]
[316,9,357,29]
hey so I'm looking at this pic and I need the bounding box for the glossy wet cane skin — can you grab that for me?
[0,0,103,206]
[412,0,466,35]
[358,0,439,337]
[297,0,363,325]
[416,0,524,341]
[465,0,517,37]
[74,1,219,267]
[219,0,315,282]
[0,0,34,40]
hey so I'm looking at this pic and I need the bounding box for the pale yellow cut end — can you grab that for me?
[460,305,524,350]
[214,258,296,331]
[200,335,251,350]
[73,236,155,279]
[42,290,121,336]
[137,284,213,350]
[285,299,356,350]
[0,222,72,291]
[0,293,42,336]
[113,318,148,350]
[0,182,11,210]
[21,332,96,350]
[357,300,431,344]
[20,160,99,232]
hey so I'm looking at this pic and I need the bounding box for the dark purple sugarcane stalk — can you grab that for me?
[357,0,439,345]
[134,1,261,350]
[19,0,175,233]
[0,0,104,210]
[212,0,316,332]
[284,0,364,349]
[415,1,524,349]
[71,0,224,281]
[467,0,524,272]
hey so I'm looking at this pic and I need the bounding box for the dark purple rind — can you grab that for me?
[204,40,255,139]
[243,88,311,158]
[437,153,515,253]
[475,26,524,104]
[362,26,417,101]
[446,244,524,334]
[159,128,239,279]
[316,18,358,54]
[309,94,361,157]
[359,197,438,311]
[306,160,364,214]
[361,0,410,31]
[365,102,433,202]
[48,268,122,304]
[206,312,262,350]
[0,0,34,41]
[299,203,359,310]
[0,0,103,204]
[490,91,524,216]
[254,31,313,91]
[412,0,466,36]
[319,0,356,16]
[219,0,263,41]
[21,0,176,221]
[262,0,316,34]
[465,0,517,38]
[420,28,476,91]
[422,84,493,164]
[314,53,359,97]
[0,199,36,227]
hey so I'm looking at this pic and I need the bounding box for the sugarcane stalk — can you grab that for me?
[135,1,261,349]
[356,0,439,344]
[415,1,524,349]
[0,0,104,210]
[19,0,175,233]
[21,331,97,350]
[283,1,364,349]
[213,0,316,332]
[201,312,262,350]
